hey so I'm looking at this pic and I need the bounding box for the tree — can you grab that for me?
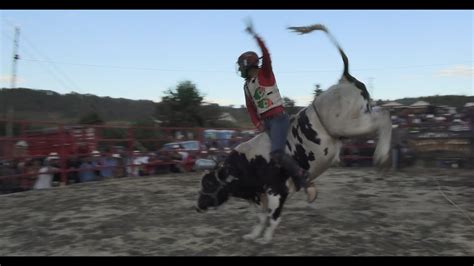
[155,81,221,127]
[282,97,295,108]
[78,111,104,125]
[201,103,229,127]
[313,84,323,97]
[282,96,300,115]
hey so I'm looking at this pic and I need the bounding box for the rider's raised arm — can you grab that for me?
[253,34,273,77]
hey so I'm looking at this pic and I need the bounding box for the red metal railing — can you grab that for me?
[0,119,256,193]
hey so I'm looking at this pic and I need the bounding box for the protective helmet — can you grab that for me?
[236,51,260,78]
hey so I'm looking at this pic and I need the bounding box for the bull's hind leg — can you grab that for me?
[243,194,268,240]
[255,191,288,244]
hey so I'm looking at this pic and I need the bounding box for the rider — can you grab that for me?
[237,21,317,203]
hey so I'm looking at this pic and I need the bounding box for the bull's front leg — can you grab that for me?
[243,194,268,240]
[255,190,288,245]
[329,108,392,166]
[242,211,268,241]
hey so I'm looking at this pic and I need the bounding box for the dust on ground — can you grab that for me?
[0,167,472,256]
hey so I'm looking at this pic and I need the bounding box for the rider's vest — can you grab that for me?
[244,77,283,115]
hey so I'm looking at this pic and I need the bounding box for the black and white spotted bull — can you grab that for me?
[195,24,392,244]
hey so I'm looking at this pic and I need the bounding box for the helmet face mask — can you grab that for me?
[235,63,247,78]
[236,51,259,78]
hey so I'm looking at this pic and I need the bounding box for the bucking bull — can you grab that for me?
[195,24,392,244]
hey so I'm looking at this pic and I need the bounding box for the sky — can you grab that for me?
[0,10,472,107]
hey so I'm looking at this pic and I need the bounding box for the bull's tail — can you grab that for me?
[288,23,371,101]
[287,24,351,81]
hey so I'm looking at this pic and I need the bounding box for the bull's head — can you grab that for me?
[195,167,233,213]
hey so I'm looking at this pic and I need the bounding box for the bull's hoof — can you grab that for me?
[287,179,297,193]
[255,237,271,245]
[306,184,318,203]
[243,233,259,240]
[374,155,390,170]
[373,152,389,167]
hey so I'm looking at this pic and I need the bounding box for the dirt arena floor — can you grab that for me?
[0,167,473,256]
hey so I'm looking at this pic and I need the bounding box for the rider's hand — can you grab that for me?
[256,121,265,132]
[245,19,256,36]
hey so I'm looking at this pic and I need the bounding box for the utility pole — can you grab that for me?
[6,27,20,137]
[10,27,20,89]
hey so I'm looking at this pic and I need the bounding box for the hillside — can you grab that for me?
[0,88,160,124]
[0,87,253,127]
[384,95,474,108]
[1,87,472,126]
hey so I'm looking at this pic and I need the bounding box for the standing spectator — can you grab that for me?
[0,160,17,193]
[34,155,59,190]
[20,159,41,191]
[78,156,96,183]
[130,150,145,177]
[112,154,125,178]
[100,153,118,179]
[170,145,187,173]
[145,152,158,176]
[90,150,102,179]
[67,156,81,184]
[47,152,61,186]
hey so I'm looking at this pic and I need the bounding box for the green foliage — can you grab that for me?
[283,97,295,108]
[313,84,323,97]
[0,88,155,122]
[282,96,302,115]
[2,87,472,131]
[78,112,104,125]
[155,81,222,127]
[0,121,22,137]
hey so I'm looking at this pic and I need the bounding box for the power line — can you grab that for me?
[2,29,76,92]
[280,61,474,73]
[1,19,82,92]
[1,17,472,79]
[18,58,474,74]
[21,45,76,92]
[18,30,82,92]
[19,58,229,73]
